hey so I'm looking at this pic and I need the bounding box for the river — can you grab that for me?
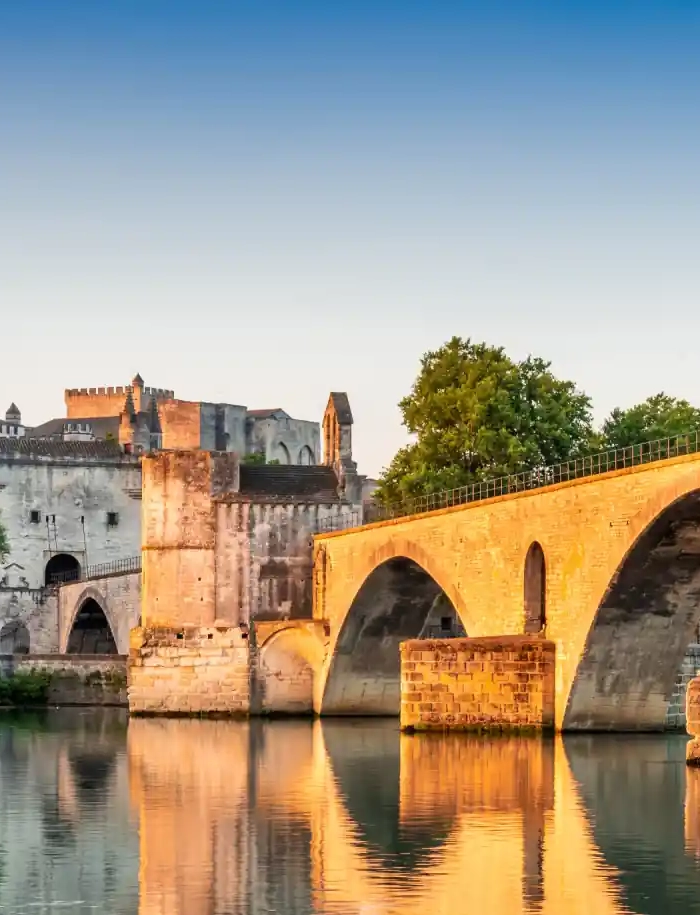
[1,709,700,913]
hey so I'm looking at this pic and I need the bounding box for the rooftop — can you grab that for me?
[237,465,341,501]
[0,437,131,460]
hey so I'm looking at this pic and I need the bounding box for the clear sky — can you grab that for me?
[2,1,699,477]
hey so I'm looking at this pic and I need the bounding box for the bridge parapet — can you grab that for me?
[330,428,700,534]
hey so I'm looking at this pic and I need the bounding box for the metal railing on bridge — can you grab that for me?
[48,555,142,586]
[313,429,700,535]
[311,512,362,534]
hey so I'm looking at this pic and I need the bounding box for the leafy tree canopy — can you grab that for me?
[599,393,700,450]
[376,337,593,505]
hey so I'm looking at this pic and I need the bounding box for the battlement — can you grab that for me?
[64,379,175,419]
[66,386,127,396]
[65,385,174,398]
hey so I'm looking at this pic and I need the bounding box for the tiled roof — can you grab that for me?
[238,465,340,500]
[29,414,151,440]
[0,437,130,460]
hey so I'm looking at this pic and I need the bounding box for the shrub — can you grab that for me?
[0,670,52,706]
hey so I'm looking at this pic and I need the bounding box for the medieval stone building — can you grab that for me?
[0,376,366,656]
[30,373,321,463]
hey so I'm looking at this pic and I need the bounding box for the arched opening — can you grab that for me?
[274,441,291,464]
[66,599,117,655]
[0,621,30,654]
[259,632,316,715]
[524,542,546,634]
[45,554,81,586]
[565,489,700,731]
[321,557,464,716]
[297,445,315,466]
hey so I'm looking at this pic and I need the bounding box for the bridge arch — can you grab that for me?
[318,538,472,716]
[565,482,700,730]
[65,591,118,655]
[258,626,325,715]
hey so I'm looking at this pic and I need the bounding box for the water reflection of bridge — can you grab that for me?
[128,720,641,915]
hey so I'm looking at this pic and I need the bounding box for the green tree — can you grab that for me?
[242,452,281,466]
[0,511,8,562]
[242,451,266,465]
[600,393,700,450]
[376,337,593,505]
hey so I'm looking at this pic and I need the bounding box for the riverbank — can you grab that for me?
[0,655,127,707]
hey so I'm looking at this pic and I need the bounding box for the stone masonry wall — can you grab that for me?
[0,654,127,705]
[400,636,556,732]
[128,625,250,715]
[158,400,203,450]
[0,454,142,591]
[317,452,700,730]
[667,643,700,729]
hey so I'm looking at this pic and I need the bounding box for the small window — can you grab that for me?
[106,512,119,527]
[440,616,452,632]
[30,511,41,524]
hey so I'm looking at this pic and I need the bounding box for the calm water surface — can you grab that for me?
[1,710,700,914]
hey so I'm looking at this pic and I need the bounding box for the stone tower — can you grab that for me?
[322,393,360,501]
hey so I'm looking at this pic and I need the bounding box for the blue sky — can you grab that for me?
[2,1,699,475]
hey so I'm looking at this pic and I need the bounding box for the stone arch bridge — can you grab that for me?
[57,571,141,655]
[257,450,700,731]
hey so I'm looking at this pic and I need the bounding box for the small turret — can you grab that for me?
[119,391,137,449]
[131,373,144,412]
[5,403,21,424]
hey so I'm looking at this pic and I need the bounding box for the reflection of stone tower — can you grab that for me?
[322,393,360,502]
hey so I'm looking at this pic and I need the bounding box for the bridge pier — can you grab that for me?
[686,677,700,765]
[400,636,556,733]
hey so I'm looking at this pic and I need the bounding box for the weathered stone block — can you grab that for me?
[400,636,555,732]
[128,624,251,716]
